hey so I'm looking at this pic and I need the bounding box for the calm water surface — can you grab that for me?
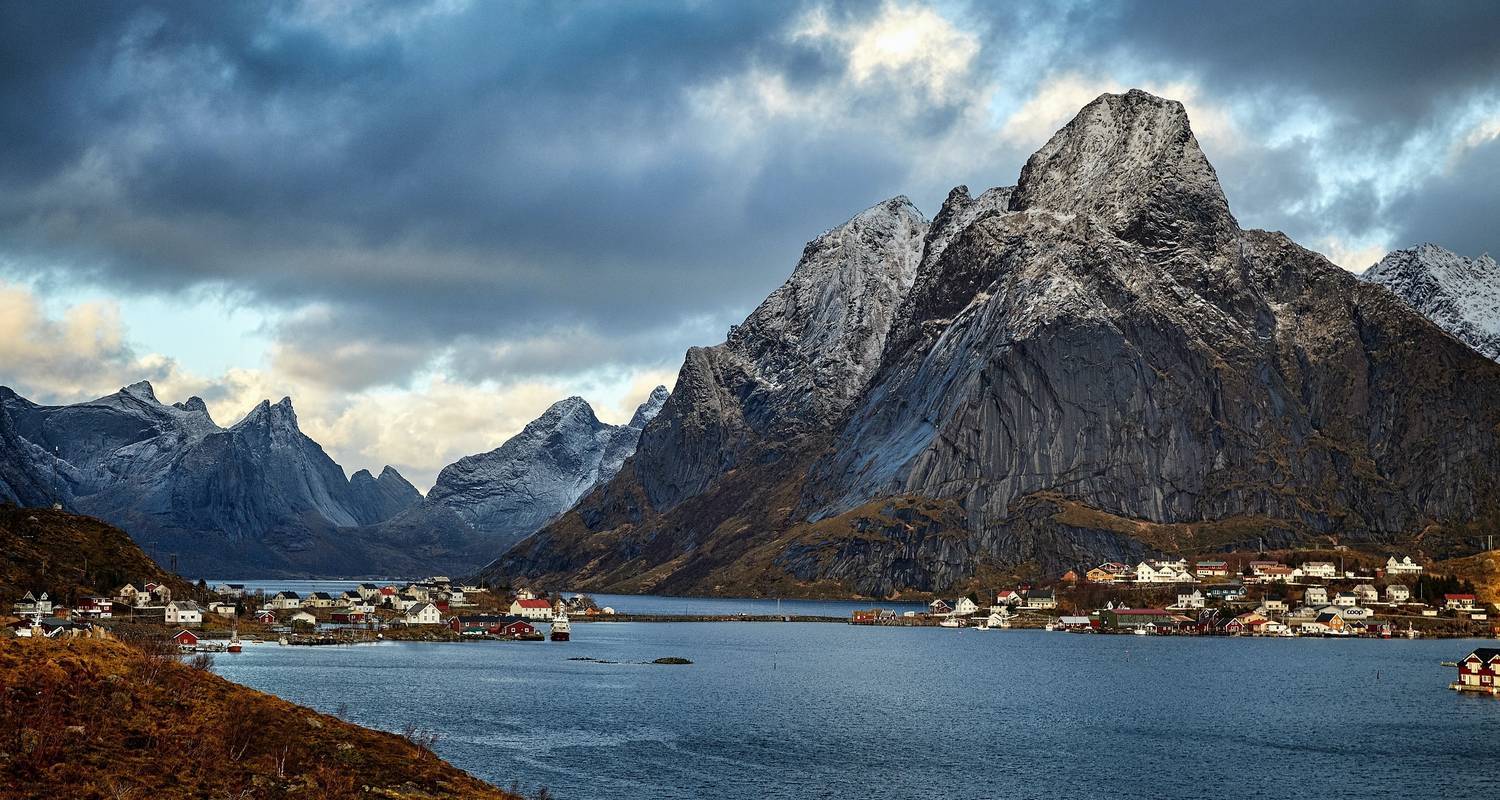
[213,623,1500,800]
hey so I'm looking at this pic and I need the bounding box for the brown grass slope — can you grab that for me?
[0,638,514,800]
[0,506,198,608]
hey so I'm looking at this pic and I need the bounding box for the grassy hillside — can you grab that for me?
[0,638,515,800]
[1437,549,1500,605]
[0,505,198,608]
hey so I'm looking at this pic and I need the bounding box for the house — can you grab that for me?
[172,630,199,648]
[1172,590,1205,610]
[1136,560,1193,584]
[12,591,54,616]
[1332,592,1358,608]
[270,591,302,610]
[1299,562,1338,580]
[498,618,538,639]
[1225,612,1267,635]
[1101,608,1181,629]
[290,610,318,627]
[1257,598,1288,615]
[1086,563,1130,583]
[213,583,246,597]
[1287,605,1319,621]
[357,583,382,601]
[1446,594,1478,611]
[115,584,139,604]
[73,597,114,619]
[1452,648,1500,695]
[1352,584,1380,604]
[1386,556,1423,576]
[1193,561,1230,579]
[1303,586,1329,606]
[1205,584,1245,601]
[951,597,980,616]
[146,583,171,603]
[450,613,510,634]
[345,599,376,614]
[208,601,238,618]
[927,599,953,616]
[994,590,1023,607]
[404,602,442,626]
[164,600,203,627]
[1255,565,1295,583]
[1247,560,1284,576]
[390,594,419,612]
[304,592,336,609]
[1025,589,1058,610]
[252,610,277,624]
[1304,611,1346,635]
[1385,584,1411,603]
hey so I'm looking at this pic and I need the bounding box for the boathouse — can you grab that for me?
[1452,648,1500,695]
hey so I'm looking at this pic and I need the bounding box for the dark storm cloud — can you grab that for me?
[3,0,1499,394]
[1388,138,1500,257]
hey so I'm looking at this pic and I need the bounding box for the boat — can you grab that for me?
[939,617,962,628]
[550,614,571,641]
[227,632,243,653]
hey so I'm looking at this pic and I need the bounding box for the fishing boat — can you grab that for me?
[550,613,571,641]
[939,616,962,628]
[227,630,243,653]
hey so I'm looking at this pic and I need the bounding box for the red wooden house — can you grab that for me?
[1453,648,1500,695]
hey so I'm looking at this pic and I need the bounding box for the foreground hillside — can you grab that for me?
[0,505,196,608]
[488,89,1500,598]
[0,638,514,800]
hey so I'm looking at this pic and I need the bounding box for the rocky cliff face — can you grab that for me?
[0,382,434,577]
[375,388,669,557]
[1363,243,1500,362]
[486,89,1500,598]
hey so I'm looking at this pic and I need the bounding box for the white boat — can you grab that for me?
[550,614,571,641]
[939,617,962,628]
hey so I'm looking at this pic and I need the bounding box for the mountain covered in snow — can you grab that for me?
[374,387,669,557]
[485,89,1500,598]
[1362,243,1500,362]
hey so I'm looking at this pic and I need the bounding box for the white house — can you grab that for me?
[270,591,302,610]
[290,610,318,626]
[951,597,980,616]
[356,583,382,601]
[1385,584,1411,603]
[510,598,555,620]
[1299,562,1338,580]
[212,583,245,597]
[1352,584,1380,604]
[1386,556,1423,576]
[1332,592,1359,608]
[1257,598,1288,615]
[303,592,336,609]
[404,602,442,625]
[208,601,238,618]
[115,584,139,604]
[1303,586,1329,606]
[164,600,203,627]
[1136,560,1193,584]
[1446,594,1478,611]
[1026,589,1058,610]
[994,590,1023,607]
[12,591,53,616]
[1173,590,1205,610]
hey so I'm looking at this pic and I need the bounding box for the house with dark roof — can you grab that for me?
[1452,648,1500,695]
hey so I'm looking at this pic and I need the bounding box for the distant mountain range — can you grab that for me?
[483,89,1500,598]
[0,380,666,578]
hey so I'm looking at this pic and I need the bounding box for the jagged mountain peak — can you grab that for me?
[1363,243,1500,362]
[628,385,671,428]
[121,380,159,403]
[1011,88,1236,250]
[173,396,209,414]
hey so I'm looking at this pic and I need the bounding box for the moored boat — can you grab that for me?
[550,614,571,641]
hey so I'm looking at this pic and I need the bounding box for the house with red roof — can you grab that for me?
[1446,594,1478,611]
[1452,648,1500,695]
[509,597,555,620]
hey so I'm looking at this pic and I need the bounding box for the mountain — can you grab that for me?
[485,89,1500,598]
[0,382,430,577]
[0,505,198,609]
[1362,243,1500,362]
[374,388,669,557]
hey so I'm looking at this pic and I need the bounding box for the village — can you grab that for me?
[5,577,594,647]
[856,554,1500,640]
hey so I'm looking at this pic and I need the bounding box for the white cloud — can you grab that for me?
[1315,235,1391,273]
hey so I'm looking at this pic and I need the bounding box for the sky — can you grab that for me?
[3,1,1500,490]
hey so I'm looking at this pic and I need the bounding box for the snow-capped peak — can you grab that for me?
[629,385,670,428]
[1363,243,1500,361]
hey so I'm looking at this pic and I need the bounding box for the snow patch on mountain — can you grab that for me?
[1363,243,1500,362]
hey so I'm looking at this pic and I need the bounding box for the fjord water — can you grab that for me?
[214,624,1499,800]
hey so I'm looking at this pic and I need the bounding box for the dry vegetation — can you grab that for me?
[0,505,198,608]
[0,637,517,800]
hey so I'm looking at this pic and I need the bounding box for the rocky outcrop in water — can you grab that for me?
[1363,243,1500,362]
[486,89,1500,598]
